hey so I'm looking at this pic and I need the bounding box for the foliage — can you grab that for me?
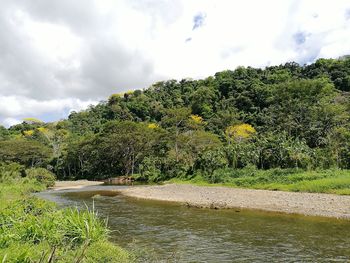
[25,168,56,187]
[0,162,24,183]
[147,123,159,129]
[225,123,256,142]
[196,150,228,182]
[0,139,52,167]
[138,157,162,182]
[0,126,10,141]
[1,56,350,181]
[23,117,44,125]
[190,114,204,124]
[60,207,108,246]
[170,168,350,195]
[0,177,133,262]
[23,130,34,137]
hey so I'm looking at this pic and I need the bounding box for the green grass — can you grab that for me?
[167,168,350,195]
[0,178,45,210]
[0,177,133,262]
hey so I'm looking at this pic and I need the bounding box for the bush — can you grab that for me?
[139,157,162,182]
[25,168,56,187]
[196,150,228,183]
[0,162,25,183]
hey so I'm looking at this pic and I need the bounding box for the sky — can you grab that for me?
[0,0,350,127]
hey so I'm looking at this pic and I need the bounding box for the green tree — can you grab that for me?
[0,139,52,167]
[0,125,9,141]
[196,149,228,182]
[161,107,191,162]
[177,130,222,170]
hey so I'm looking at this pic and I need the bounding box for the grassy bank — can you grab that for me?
[168,168,350,195]
[0,177,133,262]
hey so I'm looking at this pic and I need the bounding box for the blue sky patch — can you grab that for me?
[293,32,307,45]
[298,51,320,65]
[192,13,206,30]
[346,9,350,20]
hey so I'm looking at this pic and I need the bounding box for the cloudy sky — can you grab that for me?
[1,0,350,127]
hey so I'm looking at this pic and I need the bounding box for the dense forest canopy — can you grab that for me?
[1,57,350,182]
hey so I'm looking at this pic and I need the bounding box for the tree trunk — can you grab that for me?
[131,152,135,176]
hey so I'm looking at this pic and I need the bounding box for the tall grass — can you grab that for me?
[61,205,108,247]
[169,168,350,194]
[0,176,133,262]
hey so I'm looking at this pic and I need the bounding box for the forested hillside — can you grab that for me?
[1,57,350,183]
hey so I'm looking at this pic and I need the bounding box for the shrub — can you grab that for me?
[196,150,228,182]
[25,168,56,187]
[139,157,162,182]
[0,162,24,183]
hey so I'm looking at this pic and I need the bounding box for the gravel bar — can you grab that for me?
[52,180,104,190]
[119,184,350,219]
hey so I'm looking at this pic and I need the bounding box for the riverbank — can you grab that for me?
[119,184,350,219]
[52,180,104,190]
[0,179,132,262]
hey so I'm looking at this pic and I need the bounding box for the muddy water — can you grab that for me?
[39,187,350,262]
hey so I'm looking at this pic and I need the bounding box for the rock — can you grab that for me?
[104,176,134,185]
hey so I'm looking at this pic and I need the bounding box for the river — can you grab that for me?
[39,186,350,262]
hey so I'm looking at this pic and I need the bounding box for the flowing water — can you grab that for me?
[39,186,350,262]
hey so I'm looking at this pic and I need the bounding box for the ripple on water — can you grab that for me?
[37,188,350,262]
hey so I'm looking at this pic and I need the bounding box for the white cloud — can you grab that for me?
[0,0,349,126]
[0,96,97,127]
[2,117,21,127]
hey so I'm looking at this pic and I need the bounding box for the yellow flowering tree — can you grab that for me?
[190,114,203,123]
[23,130,34,137]
[108,93,122,104]
[37,127,50,134]
[224,124,257,168]
[225,124,256,143]
[147,123,159,129]
[23,117,43,125]
[188,114,205,130]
